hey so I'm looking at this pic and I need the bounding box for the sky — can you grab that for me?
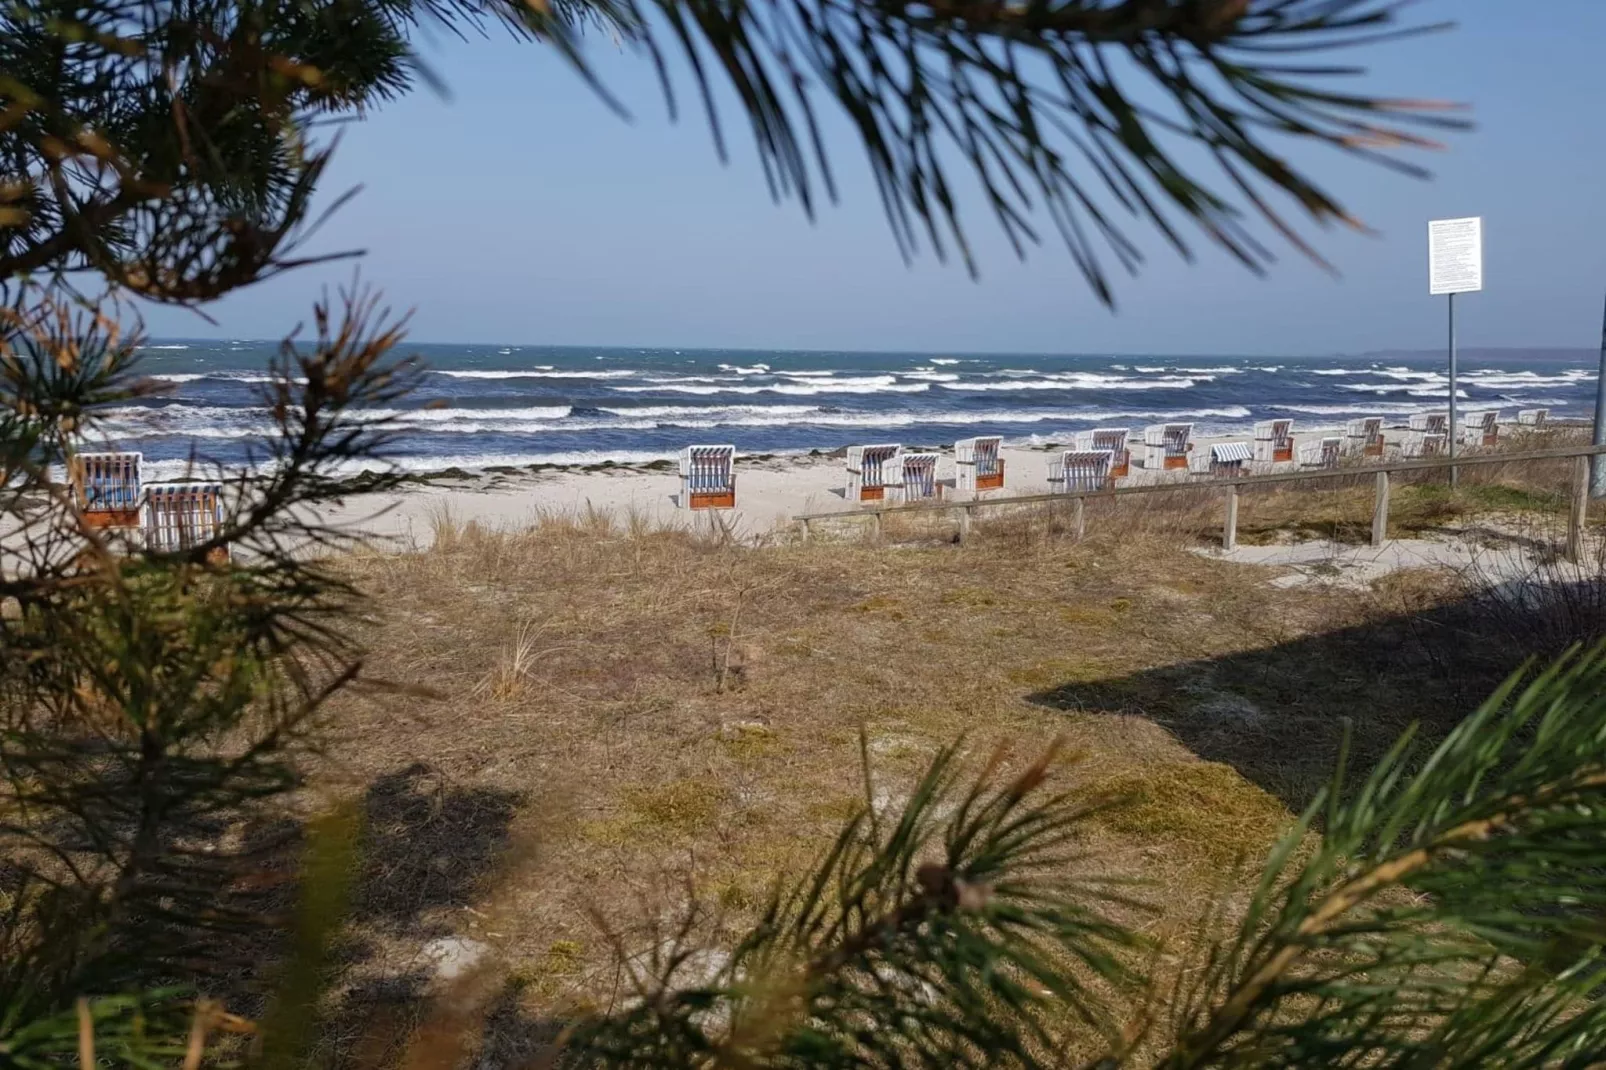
[141,0,1606,355]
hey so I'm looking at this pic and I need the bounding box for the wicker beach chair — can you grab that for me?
[889,452,940,502]
[1073,428,1130,478]
[679,445,736,509]
[1299,437,1343,469]
[1402,432,1447,459]
[845,443,901,502]
[1517,408,1550,429]
[1345,417,1385,458]
[1142,423,1193,471]
[1458,410,1500,449]
[955,436,1004,494]
[1049,450,1115,493]
[1253,419,1294,464]
[69,451,143,529]
[144,482,227,560]
[1409,411,1449,436]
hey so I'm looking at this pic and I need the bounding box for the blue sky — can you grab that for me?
[143,0,1606,355]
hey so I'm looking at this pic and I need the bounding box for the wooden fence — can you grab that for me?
[794,443,1606,562]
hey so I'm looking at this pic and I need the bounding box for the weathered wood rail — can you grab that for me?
[794,443,1606,562]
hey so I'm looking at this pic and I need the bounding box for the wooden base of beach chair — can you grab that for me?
[1163,456,1188,471]
[1111,459,1130,479]
[1365,442,1385,458]
[689,490,735,510]
[1481,433,1498,447]
[1273,446,1293,463]
[83,509,141,529]
[857,486,885,502]
[976,469,1004,491]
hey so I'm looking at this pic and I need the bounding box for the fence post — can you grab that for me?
[957,504,971,544]
[1568,456,1589,563]
[870,511,883,543]
[1223,484,1240,551]
[1074,496,1086,541]
[798,518,811,543]
[1371,470,1390,549]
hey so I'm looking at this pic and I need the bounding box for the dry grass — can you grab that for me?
[295,455,1596,1061]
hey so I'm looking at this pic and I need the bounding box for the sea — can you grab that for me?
[116,341,1599,479]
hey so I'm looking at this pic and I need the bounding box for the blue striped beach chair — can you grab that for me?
[846,443,901,502]
[144,482,227,559]
[679,445,736,509]
[69,451,143,529]
[955,436,1004,494]
[1189,441,1254,477]
[1049,450,1115,493]
[1074,428,1130,478]
[891,452,941,502]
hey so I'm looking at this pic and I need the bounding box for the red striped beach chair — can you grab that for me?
[69,451,143,529]
[145,482,228,561]
[1074,428,1130,478]
[1253,419,1294,464]
[955,436,1004,494]
[1048,450,1115,493]
[1409,411,1448,437]
[1142,423,1193,471]
[679,445,736,509]
[845,443,901,502]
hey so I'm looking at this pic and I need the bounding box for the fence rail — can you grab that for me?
[794,443,1606,560]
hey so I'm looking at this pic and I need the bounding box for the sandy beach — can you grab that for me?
[320,428,1419,549]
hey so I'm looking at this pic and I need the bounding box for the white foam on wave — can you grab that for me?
[1273,402,1430,416]
[140,344,191,351]
[613,376,930,396]
[717,362,772,375]
[941,374,1205,391]
[436,369,638,380]
[929,358,960,365]
[148,373,207,383]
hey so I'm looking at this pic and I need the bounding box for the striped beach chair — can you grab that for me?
[1049,450,1115,493]
[1458,410,1500,449]
[1073,428,1130,478]
[889,452,940,502]
[1189,441,1254,478]
[1142,423,1193,471]
[1402,432,1447,459]
[1409,411,1449,437]
[1299,437,1343,469]
[1517,408,1549,429]
[845,443,901,502]
[1253,419,1294,464]
[144,482,226,558]
[955,436,1004,494]
[69,451,143,529]
[1345,417,1385,458]
[679,445,736,509]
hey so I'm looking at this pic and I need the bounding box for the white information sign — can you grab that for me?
[1428,216,1483,295]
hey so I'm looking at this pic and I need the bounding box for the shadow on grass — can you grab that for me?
[1027,591,1546,813]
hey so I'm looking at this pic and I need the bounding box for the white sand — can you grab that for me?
[319,429,1372,550]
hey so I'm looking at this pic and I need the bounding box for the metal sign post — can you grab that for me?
[1428,217,1483,489]
[1594,291,1606,499]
